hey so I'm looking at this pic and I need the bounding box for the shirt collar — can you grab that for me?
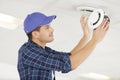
[28,39,44,49]
[28,39,52,52]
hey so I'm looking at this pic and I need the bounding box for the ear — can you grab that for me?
[32,31,39,38]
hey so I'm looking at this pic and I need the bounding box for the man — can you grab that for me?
[17,12,109,80]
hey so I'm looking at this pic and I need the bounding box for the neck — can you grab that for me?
[32,38,46,49]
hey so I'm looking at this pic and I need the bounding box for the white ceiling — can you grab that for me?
[0,0,120,80]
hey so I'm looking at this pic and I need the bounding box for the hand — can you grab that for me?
[92,18,109,43]
[80,16,93,40]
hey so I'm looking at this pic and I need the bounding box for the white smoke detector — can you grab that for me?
[88,9,104,29]
[77,6,110,29]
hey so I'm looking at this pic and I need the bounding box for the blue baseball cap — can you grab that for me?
[24,12,56,34]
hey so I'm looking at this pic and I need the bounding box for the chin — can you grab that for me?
[47,38,54,43]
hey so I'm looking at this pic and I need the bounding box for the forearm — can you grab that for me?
[70,39,97,70]
[71,35,90,55]
[70,17,109,70]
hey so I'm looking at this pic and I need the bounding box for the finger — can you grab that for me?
[80,16,86,27]
[103,18,110,28]
[80,16,85,23]
[98,18,108,29]
[104,23,109,31]
[84,16,88,26]
[101,18,108,28]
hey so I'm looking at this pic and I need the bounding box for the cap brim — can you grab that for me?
[41,15,56,26]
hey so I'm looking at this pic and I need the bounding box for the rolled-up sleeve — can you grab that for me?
[23,46,72,73]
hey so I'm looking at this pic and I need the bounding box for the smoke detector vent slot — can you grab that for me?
[76,6,97,12]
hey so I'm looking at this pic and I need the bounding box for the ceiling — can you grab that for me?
[0,0,120,80]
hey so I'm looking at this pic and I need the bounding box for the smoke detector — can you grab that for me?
[77,6,110,29]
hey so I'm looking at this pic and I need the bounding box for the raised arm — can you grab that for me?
[71,16,93,55]
[70,17,109,70]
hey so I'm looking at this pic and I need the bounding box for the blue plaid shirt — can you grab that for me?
[17,40,71,80]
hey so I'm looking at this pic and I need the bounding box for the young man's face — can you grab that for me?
[35,25,54,43]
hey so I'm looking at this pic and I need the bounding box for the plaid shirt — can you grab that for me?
[17,40,71,80]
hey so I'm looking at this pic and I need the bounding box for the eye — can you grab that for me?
[45,25,50,29]
[46,26,49,29]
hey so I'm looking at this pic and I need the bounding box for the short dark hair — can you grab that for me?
[27,26,41,40]
[27,32,32,40]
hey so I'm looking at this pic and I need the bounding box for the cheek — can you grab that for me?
[39,32,49,39]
